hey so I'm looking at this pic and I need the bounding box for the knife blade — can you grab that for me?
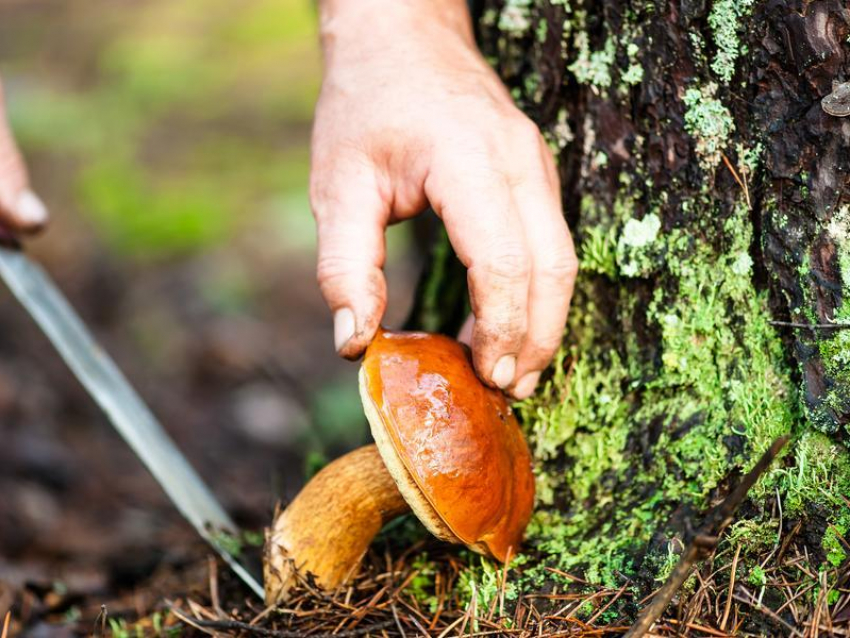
[0,240,264,599]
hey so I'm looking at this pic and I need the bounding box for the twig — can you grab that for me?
[499,547,512,621]
[720,544,741,631]
[409,615,432,638]
[666,618,734,637]
[93,605,107,638]
[544,566,588,585]
[171,609,394,638]
[209,556,224,618]
[588,583,629,625]
[770,321,850,330]
[435,614,465,638]
[623,436,790,638]
[391,602,407,638]
[721,152,751,209]
[734,590,802,637]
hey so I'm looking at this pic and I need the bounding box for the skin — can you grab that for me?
[313,0,578,399]
[0,78,49,234]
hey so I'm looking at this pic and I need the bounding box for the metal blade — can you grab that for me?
[0,246,264,599]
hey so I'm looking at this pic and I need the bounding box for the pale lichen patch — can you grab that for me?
[707,0,756,83]
[683,83,735,171]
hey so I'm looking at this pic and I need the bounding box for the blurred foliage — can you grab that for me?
[5,0,322,259]
[0,0,418,459]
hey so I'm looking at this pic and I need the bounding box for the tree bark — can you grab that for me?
[410,0,850,622]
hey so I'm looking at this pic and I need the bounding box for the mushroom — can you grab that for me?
[264,329,535,605]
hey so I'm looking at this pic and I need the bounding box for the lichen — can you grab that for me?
[535,17,548,44]
[616,212,662,277]
[683,83,735,171]
[621,42,644,86]
[498,0,533,34]
[545,107,574,153]
[707,0,756,83]
[568,34,615,94]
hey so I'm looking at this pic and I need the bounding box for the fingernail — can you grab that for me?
[15,190,48,227]
[492,355,516,389]
[513,371,541,400]
[333,307,356,352]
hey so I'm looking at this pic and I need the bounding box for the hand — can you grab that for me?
[0,78,47,234]
[311,0,577,399]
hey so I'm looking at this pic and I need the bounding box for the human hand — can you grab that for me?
[311,0,577,399]
[0,78,48,233]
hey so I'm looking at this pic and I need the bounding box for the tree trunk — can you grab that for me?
[410,0,850,625]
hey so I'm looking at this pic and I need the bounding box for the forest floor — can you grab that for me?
[5,521,848,637]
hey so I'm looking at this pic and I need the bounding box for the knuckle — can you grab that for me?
[512,117,544,148]
[476,244,532,283]
[309,179,331,222]
[316,254,354,286]
[316,255,385,299]
[540,247,579,281]
[309,171,342,224]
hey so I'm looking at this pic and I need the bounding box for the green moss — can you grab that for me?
[510,191,799,591]
[707,0,756,83]
[406,554,440,612]
[683,83,735,171]
[453,553,526,627]
[748,564,767,587]
[727,519,780,553]
[823,522,848,567]
[785,203,850,435]
[580,225,618,279]
[772,432,850,516]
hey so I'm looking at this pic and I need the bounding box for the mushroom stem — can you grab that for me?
[264,444,410,604]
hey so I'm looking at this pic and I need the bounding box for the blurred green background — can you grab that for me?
[0,0,422,582]
[0,0,418,453]
[7,0,323,258]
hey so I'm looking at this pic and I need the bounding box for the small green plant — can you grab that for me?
[748,565,767,587]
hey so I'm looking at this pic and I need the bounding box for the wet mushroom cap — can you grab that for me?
[359,329,535,562]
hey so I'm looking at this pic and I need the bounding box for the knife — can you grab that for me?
[0,226,264,599]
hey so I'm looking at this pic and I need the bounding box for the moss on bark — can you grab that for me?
[407,0,850,619]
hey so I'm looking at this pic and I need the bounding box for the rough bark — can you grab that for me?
[409,0,850,616]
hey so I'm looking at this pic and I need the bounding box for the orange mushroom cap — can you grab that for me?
[359,329,535,562]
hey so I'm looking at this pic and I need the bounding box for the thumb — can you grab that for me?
[0,80,47,233]
[312,160,389,359]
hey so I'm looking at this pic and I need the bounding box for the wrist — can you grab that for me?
[318,0,474,65]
